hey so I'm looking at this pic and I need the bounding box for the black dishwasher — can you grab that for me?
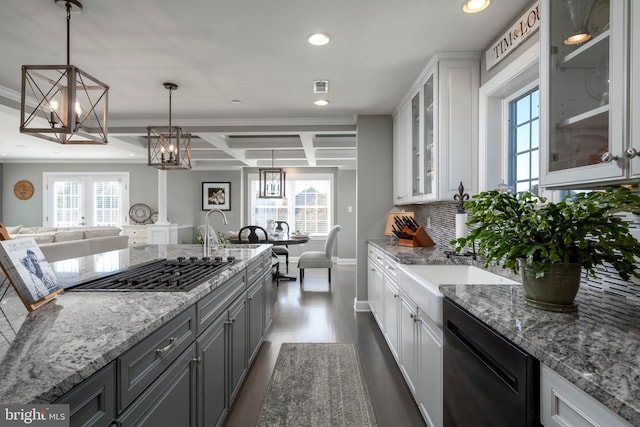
[443,298,539,427]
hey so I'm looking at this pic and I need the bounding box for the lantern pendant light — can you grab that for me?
[20,0,109,144]
[147,82,191,170]
[259,150,286,198]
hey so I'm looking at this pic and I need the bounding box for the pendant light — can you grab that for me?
[20,0,109,144]
[147,82,191,170]
[259,150,286,198]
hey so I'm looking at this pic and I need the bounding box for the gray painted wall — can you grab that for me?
[1,163,357,259]
[240,166,356,260]
[337,169,356,259]
[0,163,243,238]
[356,115,393,304]
[480,0,540,86]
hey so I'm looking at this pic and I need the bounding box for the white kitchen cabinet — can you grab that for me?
[367,245,385,326]
[630,0,640,179]
[399,290,419,397]
[417,312,443,427]
[398,290,443,427]
[540,0,640,188]
[393,53,479,204]
[382,271,400,361]
[394,100,413,204]
[541,364,631,427]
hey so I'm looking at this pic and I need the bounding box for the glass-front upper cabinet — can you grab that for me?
[541,0,630,187]
[411,91,421,197]
[422,72,436,198]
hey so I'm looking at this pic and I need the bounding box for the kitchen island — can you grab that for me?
[0,243,271,406]
[369,239,640,426]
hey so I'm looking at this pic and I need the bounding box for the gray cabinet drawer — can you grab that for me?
[118,305,196,412]
[262,253,273,270]
[247,257,264,285]
[196,271,245,335]
[56,361,116,427]
[117,343,197,427]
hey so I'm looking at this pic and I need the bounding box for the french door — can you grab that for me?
[43,173,130,227]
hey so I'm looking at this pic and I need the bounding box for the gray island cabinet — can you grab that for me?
[0,244,274,427]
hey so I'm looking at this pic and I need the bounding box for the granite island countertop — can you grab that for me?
[369,238,640,425]
[0,243,271,404]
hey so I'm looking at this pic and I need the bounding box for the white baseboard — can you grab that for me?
[353,298,371,312]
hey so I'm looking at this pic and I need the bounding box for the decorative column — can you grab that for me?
[147,169,178,244]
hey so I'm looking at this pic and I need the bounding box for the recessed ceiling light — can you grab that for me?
[129,153,136,157]
[1,153,7,156]
[314,99,329,106]
[308,33,330,46]
[462,0,490,13]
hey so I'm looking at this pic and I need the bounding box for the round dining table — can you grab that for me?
[229,235,310,281]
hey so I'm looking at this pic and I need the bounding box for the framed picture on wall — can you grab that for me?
[202,182,231,211]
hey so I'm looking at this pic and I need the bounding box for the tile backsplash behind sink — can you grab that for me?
[402,201,640,301]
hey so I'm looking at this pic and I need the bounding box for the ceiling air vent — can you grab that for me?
[313,80,329,94]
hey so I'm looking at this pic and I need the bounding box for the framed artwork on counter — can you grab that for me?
[0,237,62,311]
[202,182,231,211]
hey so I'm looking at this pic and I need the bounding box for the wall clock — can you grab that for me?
[14,180,34,200]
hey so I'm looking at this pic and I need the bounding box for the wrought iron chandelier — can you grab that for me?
[147,82,191,170]
[259,150,286,198]
[20,0,109,144]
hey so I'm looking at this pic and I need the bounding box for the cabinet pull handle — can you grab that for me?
[387,265,395,271]
[224,320,233,325]
[601,152,620,163]
[192,357,201,364]
[625,148,639,159]
[155,337,177,355]
[394,294,399,298]
[247,296,253,300]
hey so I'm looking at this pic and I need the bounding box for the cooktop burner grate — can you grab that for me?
[67,256,236,292]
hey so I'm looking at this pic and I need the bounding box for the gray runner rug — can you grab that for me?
[256,343,377,427]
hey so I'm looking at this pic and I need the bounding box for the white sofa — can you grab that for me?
[6,225,129,262]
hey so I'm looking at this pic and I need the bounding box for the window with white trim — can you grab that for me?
[44,173,130,227]
[508,87,540,195]
[248,174,332,235]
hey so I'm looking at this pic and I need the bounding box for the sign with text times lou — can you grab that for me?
[485,1,540,71]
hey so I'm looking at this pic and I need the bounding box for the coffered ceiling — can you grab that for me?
[0,0,530,169]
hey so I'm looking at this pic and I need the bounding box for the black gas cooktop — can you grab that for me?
[66,256,236,292]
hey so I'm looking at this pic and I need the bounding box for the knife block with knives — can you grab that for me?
[391,215,435,247]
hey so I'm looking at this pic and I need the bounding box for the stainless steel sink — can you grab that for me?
[397,264,519,328]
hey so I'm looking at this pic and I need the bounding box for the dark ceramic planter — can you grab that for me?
[519,260,582,313]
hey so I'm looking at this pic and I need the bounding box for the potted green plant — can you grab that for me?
[451,187,640,312]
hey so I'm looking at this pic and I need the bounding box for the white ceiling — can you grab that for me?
[0,0,530,169]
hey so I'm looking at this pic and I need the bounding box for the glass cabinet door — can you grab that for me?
[411,91,421,197]
[422,73,436,197]
[542,0,627,187]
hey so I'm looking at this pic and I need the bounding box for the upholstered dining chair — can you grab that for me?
[238,225,280,285]
[272,221,290,272]
[297,225,341,283]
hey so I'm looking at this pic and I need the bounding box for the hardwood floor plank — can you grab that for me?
[224,264,426,427]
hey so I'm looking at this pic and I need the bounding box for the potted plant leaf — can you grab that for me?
[451,187,640,312]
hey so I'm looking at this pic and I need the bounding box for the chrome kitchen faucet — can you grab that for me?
[204,209,228,256]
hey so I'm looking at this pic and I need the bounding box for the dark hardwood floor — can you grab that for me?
[224,263,426,427]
